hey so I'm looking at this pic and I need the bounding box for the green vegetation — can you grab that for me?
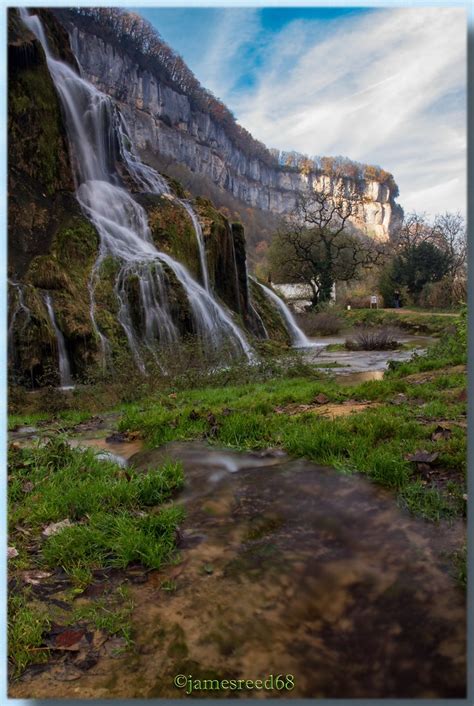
[341,308,458,335]
[8,312,467,678]
[8,592,51,678]
[8,437,184,677]
[116,319,466,524]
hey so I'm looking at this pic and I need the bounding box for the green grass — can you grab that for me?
[68,585,135,645]
[8,591,51,678]
[9,438,184,567]
[119,331,466,522]
[8,438,185,678]
[341,308,459,335]
[8,323,467,677]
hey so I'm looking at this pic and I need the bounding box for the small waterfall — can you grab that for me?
[44,294,74,388]
[254,279,312,348]
[179,200,210,292]
[20,9,253,372]
[8,281,31,344]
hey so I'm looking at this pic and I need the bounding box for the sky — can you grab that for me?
[137,6,466,218]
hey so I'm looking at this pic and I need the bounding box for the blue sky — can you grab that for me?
[136,6,466,217]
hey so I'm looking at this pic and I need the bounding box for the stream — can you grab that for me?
[10,432,466,698]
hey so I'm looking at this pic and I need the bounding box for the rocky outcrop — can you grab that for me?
[64,24,402,240]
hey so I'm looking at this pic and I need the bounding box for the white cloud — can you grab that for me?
[214,8,466,217]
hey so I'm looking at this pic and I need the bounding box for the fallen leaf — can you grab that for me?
[21,570,52,585]
[405,450,439,464]
[42,519,73,538]
[431,426,452,442]
[51,629,87,650]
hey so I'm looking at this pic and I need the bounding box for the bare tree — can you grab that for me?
[269,187,386,307]
[432,212,467,280]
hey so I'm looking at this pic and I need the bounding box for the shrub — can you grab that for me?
[345,326,400,351]
[296,311,343,336]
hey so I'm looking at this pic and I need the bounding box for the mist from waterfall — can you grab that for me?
[20,8,252,373]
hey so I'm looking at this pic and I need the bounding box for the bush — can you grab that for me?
[296,311,343,336]
[418,277,466,310]
[345,326,400,351]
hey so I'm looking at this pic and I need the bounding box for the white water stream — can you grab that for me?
[254,279,313,348]
[44,294,74,388]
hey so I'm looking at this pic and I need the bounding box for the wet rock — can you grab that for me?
[106,431,129,443]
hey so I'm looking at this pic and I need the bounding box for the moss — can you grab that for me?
[249,279,291,344]
[163,265,194,336]
[141,195,200,279]
[8,50,72,196]
[13,212,101,383]
[194,200,241,313]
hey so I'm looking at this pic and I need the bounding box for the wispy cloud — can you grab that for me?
[145,7,466,216]
[230,8,466,216]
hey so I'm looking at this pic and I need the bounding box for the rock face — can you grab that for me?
[65,25,402,241]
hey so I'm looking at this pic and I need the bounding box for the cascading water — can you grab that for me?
[44,294,74,389]
[20,9,253,373]
[178,200,210,292]
[8,281,31,345]
[253,279,313,348]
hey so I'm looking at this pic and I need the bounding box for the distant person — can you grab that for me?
[394,290,401,308]
[370,294,378,309]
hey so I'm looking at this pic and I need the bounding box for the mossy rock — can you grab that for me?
[137,194,201,282]
[249,279,291,345]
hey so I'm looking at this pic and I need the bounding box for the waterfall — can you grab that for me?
[20,9,253,373]
[253,279,313,348]
[178,200,210,292]
[44,294,74,388]
[8,281,31,342]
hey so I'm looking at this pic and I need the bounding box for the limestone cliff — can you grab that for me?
[58,16,402,242]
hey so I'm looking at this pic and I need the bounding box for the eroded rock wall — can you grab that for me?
[67,26,401,240]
